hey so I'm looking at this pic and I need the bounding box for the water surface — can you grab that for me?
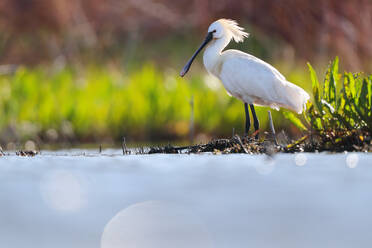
[1,152,371,248]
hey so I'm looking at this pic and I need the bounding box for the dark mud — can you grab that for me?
[1,130,370,156]
[15,150,39,156]
[148,130,372,154]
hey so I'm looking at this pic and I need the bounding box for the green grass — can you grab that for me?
[286,57,372,133]
[0,63,312,144]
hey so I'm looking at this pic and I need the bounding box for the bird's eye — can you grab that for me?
[212,30,217,33]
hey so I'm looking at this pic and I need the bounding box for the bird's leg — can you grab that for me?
[250,104,259,139]
[244,103,250,136]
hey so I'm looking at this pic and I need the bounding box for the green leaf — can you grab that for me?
[283,111,308,131]
[352,77,370,125]
[307,62,322,112]
[358,78,368,107]
[313,117,323,131]
[337,87,346,113]
[324,57,338,106]
[367,76,372,110]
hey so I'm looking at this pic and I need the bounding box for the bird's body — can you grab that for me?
[207,49,309,113]
[202,20,309,114]
[180,19,310,137]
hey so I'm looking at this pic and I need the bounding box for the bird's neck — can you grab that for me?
[203,36,231,76]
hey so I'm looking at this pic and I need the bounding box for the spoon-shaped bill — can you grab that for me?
[180,32,213,77]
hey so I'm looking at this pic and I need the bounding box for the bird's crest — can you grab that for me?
[219,19,249,43]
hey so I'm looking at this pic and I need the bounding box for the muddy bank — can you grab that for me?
[2,130,370,156]
[148,130,372,154]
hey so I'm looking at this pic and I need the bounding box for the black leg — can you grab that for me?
[244,103,250,135]
[250,104,259,139]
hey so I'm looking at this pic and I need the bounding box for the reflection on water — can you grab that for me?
[346,153,359,168]
[101,201,213,248]
[294,153,307,166]
[254,158,275,175]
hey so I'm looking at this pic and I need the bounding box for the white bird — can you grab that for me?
[180,19,310,138]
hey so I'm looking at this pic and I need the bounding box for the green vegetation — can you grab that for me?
[307,58,371,132]
[284,57,371,152]
[0,57,370,153]
[287,57,371,132]
[0,63,311,144]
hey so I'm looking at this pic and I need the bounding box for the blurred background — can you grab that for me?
[0,0,371,148]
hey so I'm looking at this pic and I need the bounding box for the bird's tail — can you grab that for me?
[282,82,310,114]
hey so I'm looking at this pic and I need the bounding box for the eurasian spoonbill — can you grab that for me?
[180,19,310,138]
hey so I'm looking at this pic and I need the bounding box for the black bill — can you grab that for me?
[180,31,214,77]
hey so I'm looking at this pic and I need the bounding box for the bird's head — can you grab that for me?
[208,19,249,43]
[180,19,249,77]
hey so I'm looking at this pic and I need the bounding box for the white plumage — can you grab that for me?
[202,19,310,114]
[180,19,310,136]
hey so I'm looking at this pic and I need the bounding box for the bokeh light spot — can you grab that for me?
[346,153,359,168]
[101,201,213,248]
[294,153,307,166]
[40,170,85,212]
[25,140,36,150]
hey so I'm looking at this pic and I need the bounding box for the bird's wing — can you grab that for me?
[219,50,309,112]
[219,51,284,102]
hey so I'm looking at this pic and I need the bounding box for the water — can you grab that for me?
[1,152,372,248]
